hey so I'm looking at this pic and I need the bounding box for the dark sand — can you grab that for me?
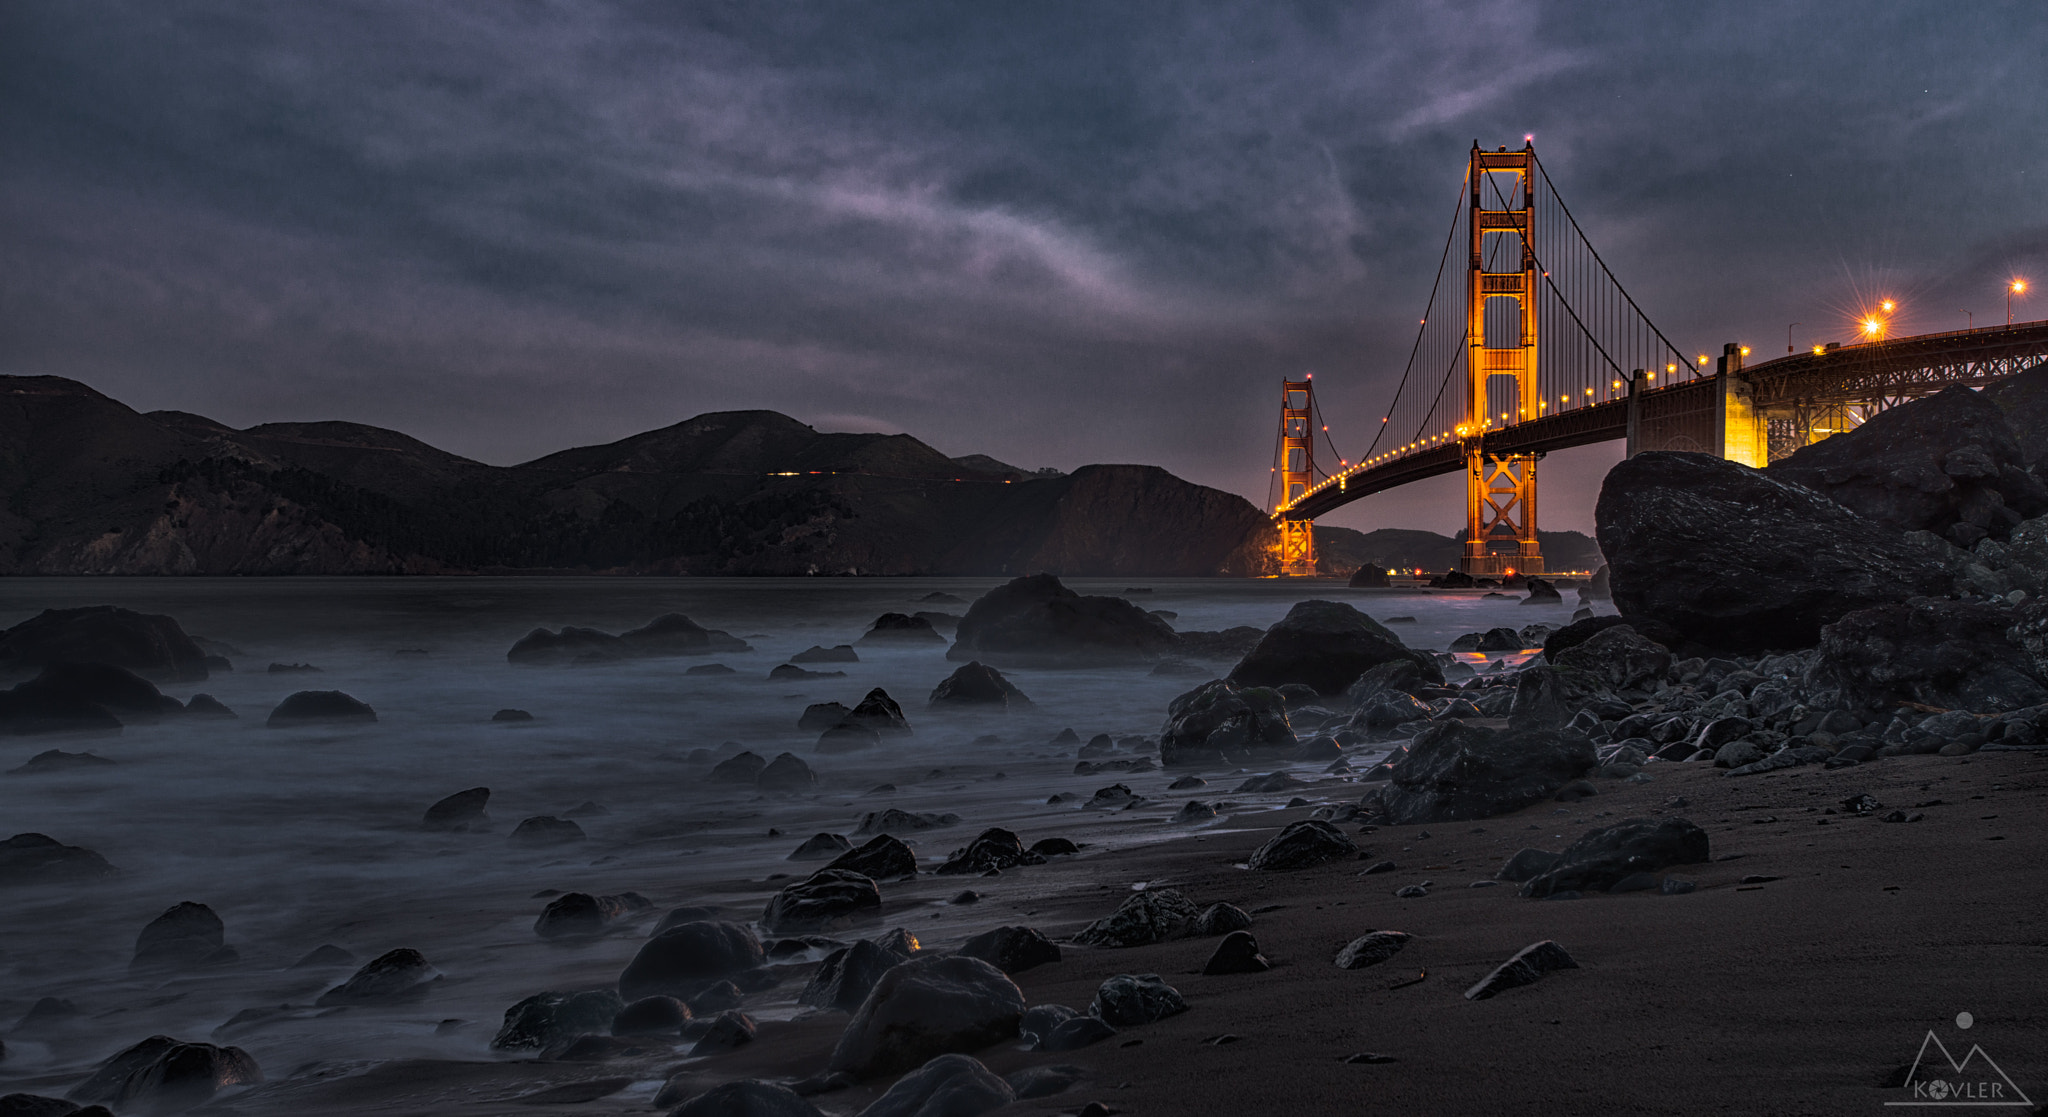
[185,750,2045,1117]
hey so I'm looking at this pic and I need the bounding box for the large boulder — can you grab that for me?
[0,606,210,682]
[1157,679,1294,766]
[827,954,1025,1080]
[858,1054,1014,1117]
[1348,563,1391,587]
[618,614,751,656]
[1769,384,2048,547]
[956,926,1060,974]
[756,752,816,793]
[760,869,881,933]
[928,662,1030,708]
[0,833,117,885]
[1548,625,1671,691]
[1371,721,1596,824]
[1520,818,1711,898]
[947,575,1177,666]
[5,663,182,726]
[935,828,1043,875]
[66,1036,260,1112]
[845,689,911,735]
[534,892,647,939]
[1595,452,1955,651]
[618,921,766,1002]
[1984,363,2048,465]
[798,938,899,1013]
[1071,888,1197,947]
[1228,600,1439,696]
[1807,600,2048,714]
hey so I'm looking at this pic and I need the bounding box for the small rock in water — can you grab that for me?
[185,693,237,718]
[534,892,648,939]
[1463,940,1579,1000]
[1194,902,1253,936]
[7,748,117,774]
[667,1081,821,1117]
[761,869,882,933]
[1168,775,1208,790]
[1029,837,1080,857]
[317,948,438,1005]
[1394,884,1429,898]
[858,1053,1014,1117]
[1089,973,1187,1026]
[1334,930,1411,970]
[789,832,854,861]
[507,815,585,847]
[949,889,979,904]
[490,708,534,722]
[1201,930,1270,975]
[267,662,320,673]
[491,988,624,1050]
[131,901,233,971]
[710,751,768,783]
[1172,800,1217,823]
[757,752,817,793]
[289,944,355,969]
[266,690,376,726]
[66,1034,262,1112]
[1247,820,1356,870]
[611,995,691,1036]
[684,663,737,675]
[827,834,918,880]
[690,1009,757,1054]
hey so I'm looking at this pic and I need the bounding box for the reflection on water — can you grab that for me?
[0,577,1593,1097]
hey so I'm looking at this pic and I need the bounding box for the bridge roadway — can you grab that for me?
[1284,318,2048,521]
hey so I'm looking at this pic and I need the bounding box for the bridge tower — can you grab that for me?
[1461,142,1544,577]
[1276,378,1317,576]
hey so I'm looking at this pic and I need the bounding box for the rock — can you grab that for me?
[1553,779,1598,801]
[936,828,1044,875]
[1029,837,1079,857]
[845,689,911,735]
[535,892,647,939]
[710,751,768,784]
[65,1036,260,1112]
[854,808,958,836]
[799,702,853,731]
[0,1095,87,1117]
[0,833,115,887]
[1006,1064,1090,1100]
[685,663,737,676]
[1771,384,2047,545]
[928,662,1031,708]
[1595,452,1956,652]
[1194,902,1252,936]
[1521,578,1563,605]
[1228,600,1440,696]
[1348,564,1391,587]
[1085,783,1136,809]
[0,605,210,682]
[1202,930,1270,974]
[490,989,624,1050]
[817,721,881,753]
[422,787,490,831]
[1520,818,1711,898]
[131,902,229,971]
[1506,664,1608,731]
[183,694,236,719]
[1371,722,1596,824]
[800,939,899,1013]
[1549,625,1672,691]
[689,981,746,1016]
[691,1010,757,1054]
[857,1054,1014,1117]
[1809,600,2048,714]
[956,926,1060,974]
[507,816,585,847]
[7,749,116,774]
[1072,888,1197,947]
[1496,849,1562,883]
[1088,973,1186,1026]
[860,613,946,644]
[1334,930,1411,970]
[760,869,881,933]
[617,921,765,1002]
[1234,771,1306,793]
[316,948,437,1005]
[827,835,918,880]
[947,575,1178,667]
[1040,1015,1119,1051]
[1168,775,1208,790]
[1463,940,1579,1000]
[790,833,854,861]
[1017,1005,1077,1047]
[771,664,844,681]
[1429,569,1477,588]
[1157,679,1295,766]
[792,645,860,664]
[826,955,1025,1080]
[611,995,691,1036]
[1246,820,1357,870]
[757,752,817,793]
[265,691,376,727]
[620,614,752,656]
[289,944,354,969]
[1713,740,1765,768]
[1171,800,1217,823]
[668,1080,821,1117]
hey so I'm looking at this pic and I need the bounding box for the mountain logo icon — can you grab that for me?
[1885,1029,2034,1108]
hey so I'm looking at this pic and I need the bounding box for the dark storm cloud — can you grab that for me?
[3,1,2045,532]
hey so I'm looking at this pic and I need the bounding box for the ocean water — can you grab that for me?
[0,576,1594,1103]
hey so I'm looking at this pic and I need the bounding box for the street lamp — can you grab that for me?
[1787,322,1800,353]
[1963,309,1973,330]
[2012,279,2029,326]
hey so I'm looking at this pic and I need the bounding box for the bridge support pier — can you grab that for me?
[1461,446,1543,577]
[1714,343,1768,467]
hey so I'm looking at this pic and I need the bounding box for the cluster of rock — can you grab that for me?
[506,613,750,664]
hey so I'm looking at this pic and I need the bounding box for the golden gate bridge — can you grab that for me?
[1269,140,2048,577]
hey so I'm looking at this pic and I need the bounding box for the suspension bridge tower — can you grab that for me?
[1462,142,1543,576]
[1275,378,1318,576]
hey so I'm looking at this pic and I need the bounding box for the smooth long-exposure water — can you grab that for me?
[0,577,1595,1108]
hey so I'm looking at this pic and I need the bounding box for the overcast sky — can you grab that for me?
[5,2,2046,534]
